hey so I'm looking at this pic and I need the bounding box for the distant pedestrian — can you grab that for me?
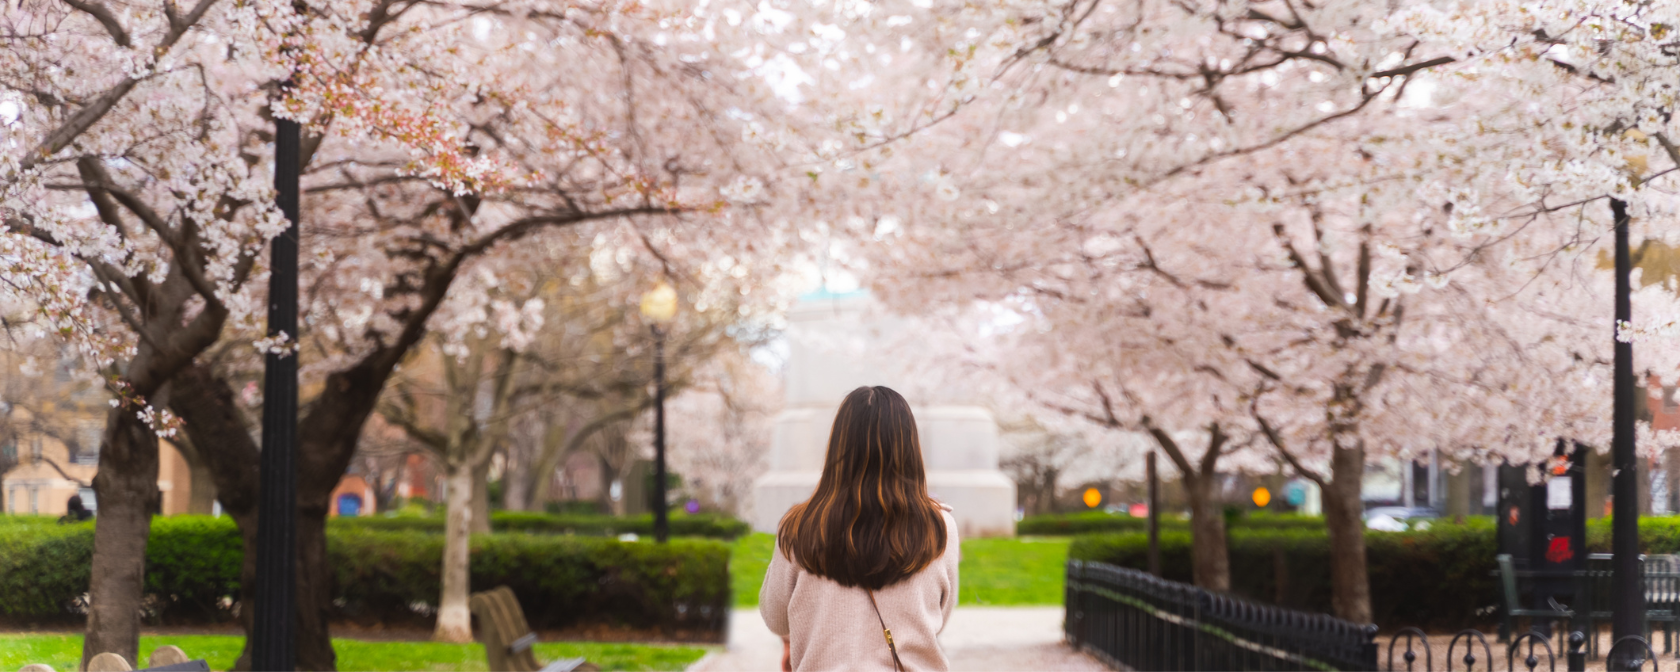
[760,386,959,672]
[60,494,93,524]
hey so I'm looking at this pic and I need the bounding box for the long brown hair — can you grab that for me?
[777,386,948,590]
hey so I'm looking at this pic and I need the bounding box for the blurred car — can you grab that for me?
[1363,506,1440,531]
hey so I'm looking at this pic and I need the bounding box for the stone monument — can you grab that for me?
[751,291,1017,537]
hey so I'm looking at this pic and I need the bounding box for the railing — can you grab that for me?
[1385,629,1670,671]
[1065,559,1679,671]
[1064,560,1379,671]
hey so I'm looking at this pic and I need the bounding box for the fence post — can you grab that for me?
[1066,560,1082,649]
[1191,591,1202,672]
[1568,631,1585,672]
[1362,624,1380,671]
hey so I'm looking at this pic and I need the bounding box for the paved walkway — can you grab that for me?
[690,607,1106,671]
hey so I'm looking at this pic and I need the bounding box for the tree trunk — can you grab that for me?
[504,442,529,512]
[1667,446,1680,515]
[172,438,220,516]
[435,464,475,642]
[171,362,350,671]
[470,459,492,534]
[1038,468,1058,515]
[1324,442,1372,623]
[295,494,339,668]
[1185,475,1231,592]
[81,408,161,670]
[599,454,621,516]
[167,364,263,671]
[1444,462,1471,519]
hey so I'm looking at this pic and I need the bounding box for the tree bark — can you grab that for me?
[1144,422,1231,592]
[1185,474,1231,592]
[600,454,624,516]
[470,459,492,534]
[1667,446,1680,515]
[167,364,263,671]
[294,503,338,669]
[435,464,475,642]
[81,408,161,670]
[170,362,346,671]
[1444,462,1471,519]
[504,442,529,512]
[1324,442,1372,623]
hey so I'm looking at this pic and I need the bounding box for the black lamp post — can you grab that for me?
[641,282,677,543]
[251,115,301,671]
[1147,451,1160,577]
[1609,197,1643,670]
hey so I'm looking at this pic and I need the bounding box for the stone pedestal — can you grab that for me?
[750,293,1016,537]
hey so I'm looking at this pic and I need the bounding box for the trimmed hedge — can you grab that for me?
[0,517,243,623]
[0,519,97,620]
[1584,516,1680,553]
[0,516,729,635]
[329,529,729,633]
[1019,510,1327,536]
[1069,520,1498,630]
[329,511,750,539]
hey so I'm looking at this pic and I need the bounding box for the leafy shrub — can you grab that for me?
[0,521,94,621]
[330,529,729,633]
[330,511,749,539]
[142,517,243,621]
[0,515,730,636]
[1584,516,1680,554]
[1069,518,1500,630]
[0,517,241,624]
[1018,510,1327,536]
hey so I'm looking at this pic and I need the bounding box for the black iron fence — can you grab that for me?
[1064,560,1672,671]
[1065,560,1378,670]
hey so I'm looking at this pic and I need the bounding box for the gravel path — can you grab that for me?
[689,607,1107,671]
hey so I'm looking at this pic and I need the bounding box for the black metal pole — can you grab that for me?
[252,116,300,672]
[1147,451,1160,576]
[1609,197,1642,670]
[652,327,669,543]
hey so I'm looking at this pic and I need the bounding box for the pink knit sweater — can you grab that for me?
[758,507,961,672]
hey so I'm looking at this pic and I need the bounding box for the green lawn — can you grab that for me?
[731,532,778,607]
[730,533,1070,607]
[0,634,710,672]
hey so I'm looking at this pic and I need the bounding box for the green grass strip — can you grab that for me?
[731,533,1072,608]
[0,634,711,671]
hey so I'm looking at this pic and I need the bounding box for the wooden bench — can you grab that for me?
[469,586,599,672]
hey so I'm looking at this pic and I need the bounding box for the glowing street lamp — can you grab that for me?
[641,282,677,543]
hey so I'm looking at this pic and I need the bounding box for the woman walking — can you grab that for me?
[760,386,960,672]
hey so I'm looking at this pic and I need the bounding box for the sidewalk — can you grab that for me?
[690,607,1105,671]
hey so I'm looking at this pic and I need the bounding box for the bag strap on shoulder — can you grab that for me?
[865,589,904,672]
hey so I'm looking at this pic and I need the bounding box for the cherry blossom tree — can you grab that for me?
[155,1,811,663]
[0,1,297,663]
[815,0,1668,624]
[662,347,781,517]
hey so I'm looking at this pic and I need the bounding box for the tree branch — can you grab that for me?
[1370,56,1455,79]
[62,0,131,47]
[16,0,222,175]
[1140,415,1198,485]
[1251,401,1326,486]
[1272,222,1342,307]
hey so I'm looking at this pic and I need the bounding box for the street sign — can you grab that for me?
[1285,481,1307,506]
